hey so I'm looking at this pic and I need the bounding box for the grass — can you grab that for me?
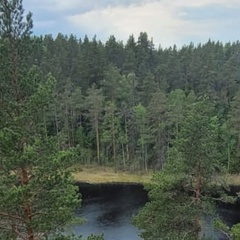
[73,165,152,184]
[212,173,240,187]
[225,174,240,186]
[72,165,240,186]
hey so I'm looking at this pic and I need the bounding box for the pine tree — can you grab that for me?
[105,35,125,69]
[0,1,80,239]
[134,98,221,239]
[147,89,167,169]
[123,34,137,74]
[85,84,104,165]
[227,89,240,172]
[166,89,186,140]
[133,104,148,171]
[101,101,121,169]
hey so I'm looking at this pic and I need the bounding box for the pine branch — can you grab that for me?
[0,211,25,222]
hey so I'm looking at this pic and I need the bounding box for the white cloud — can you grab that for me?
[24,0,147,12]
[67,0,236,47]
[24,0,240,47]
[170,0,240,8]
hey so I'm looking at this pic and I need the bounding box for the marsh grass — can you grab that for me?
[73,165,152,184]
[226,174,240,186]
[72,164,240,186]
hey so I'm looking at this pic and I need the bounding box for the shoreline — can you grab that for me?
[72,165,152,184]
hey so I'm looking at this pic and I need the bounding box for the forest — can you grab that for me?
[23,29,240,173]
[1,0,240,239]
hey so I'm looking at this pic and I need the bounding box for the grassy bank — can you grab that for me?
[225,174,240,186]
[73,165,240,186]
[73,165,152,184]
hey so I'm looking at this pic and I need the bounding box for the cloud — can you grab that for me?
[67,0,238,47]
[170,0,240,8]
[24,0,145,13]
[24,0,240,47]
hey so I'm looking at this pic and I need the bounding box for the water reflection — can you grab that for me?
[71,183,240,240]
[72,184,147,240]
[218,204,240,226]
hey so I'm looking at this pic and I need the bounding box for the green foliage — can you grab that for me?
[35,30,240,175]
[133,172,203,240]
[0,74,81,238]
[101,64,122,104]
[214,215,240,239]
[133,104,149,170]
[213,218,231,237]
[226,89,240,172]
[17,29,240,175]
[147,89,167,169]
[231,224,240,239]
[0,1,82,239]
[166,89,186,139]
[134,97,225,240]
[176,98,220,175]
[85,84,104,164]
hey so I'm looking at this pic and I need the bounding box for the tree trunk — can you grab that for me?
[195,161,201,202]
[124,112,130,166]
[70,108,75,147]
[227,141,231,173]
[111,114,116,172]
[20,167,34,240]
[145,144,148,172]
[122,143,126,170]
[65,104,70,149]
[95,117,100,165]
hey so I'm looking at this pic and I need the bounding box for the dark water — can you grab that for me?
[70,183,240,240]
[72,183,147,240]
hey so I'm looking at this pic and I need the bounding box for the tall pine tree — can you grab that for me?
[0,1,80,239]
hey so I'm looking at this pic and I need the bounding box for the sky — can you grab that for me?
[23,0,240,48]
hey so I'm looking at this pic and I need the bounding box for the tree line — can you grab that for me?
[25,30,240,173]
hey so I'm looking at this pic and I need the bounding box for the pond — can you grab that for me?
[70,183,240,240]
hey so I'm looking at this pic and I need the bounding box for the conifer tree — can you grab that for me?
[85,84,104,165]
[134,98,221,239]
[0,1,80,239]
[147,89,167,169]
